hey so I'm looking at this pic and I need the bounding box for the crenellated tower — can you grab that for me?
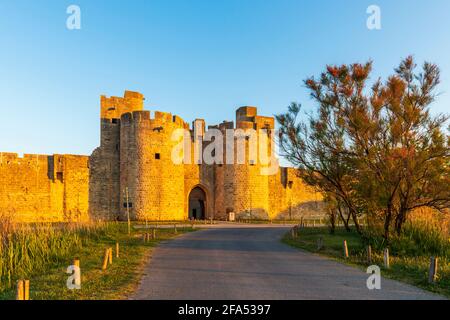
[89,90,323,221]
[212,106,276,219]
[89,91,144,220]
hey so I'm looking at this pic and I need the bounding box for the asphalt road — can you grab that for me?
[131,225,445,300]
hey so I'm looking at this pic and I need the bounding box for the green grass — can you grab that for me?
[0,222,194,300]
[283,226,450,298]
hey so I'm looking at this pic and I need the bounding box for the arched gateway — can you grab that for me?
[188,186,207,220]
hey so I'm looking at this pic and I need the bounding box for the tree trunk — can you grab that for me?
[340,197,361,234]
[383,208,392,243]
[337,205,351,232]
[395,208,408,235]
[345,213,352,231]
[350,208,362,234]
[329,208,336,234]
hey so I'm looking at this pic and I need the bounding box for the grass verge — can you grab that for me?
[0,222,194,300]
[283,226,450,298]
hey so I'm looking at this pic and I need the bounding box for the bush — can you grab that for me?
[361,219,449,258]
[390,221,450,258]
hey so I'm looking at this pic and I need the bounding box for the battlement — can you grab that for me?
[119,110,189,129]
[0,152,89,169]
[100,92,275,132]
[236,106,258,122]
[235,106,275,130]
[189,107,275,133]
[0,152,49,165]
[219,121,234,131]
[100,90,144,120]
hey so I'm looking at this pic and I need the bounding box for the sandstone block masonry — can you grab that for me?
[0,153,89,222]
[0,90,324,222]
[89,90,324,221]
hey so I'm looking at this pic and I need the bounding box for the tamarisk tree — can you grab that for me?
[276,57,449,240]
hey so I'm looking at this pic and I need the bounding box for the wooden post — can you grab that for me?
[383,248,390,269]
[16,279,30,300]
[16,280,24,300]
[116,242,120,258]
[343,240,349,258]
[367,245,372,264]
[174,224,177,234]
[291,228,296,239]
[24,280,30,300]
[317,237,323,250]
[428,257,438,283]
[102,248,109,270]
[108,248,113,264]
[153,228,156,240]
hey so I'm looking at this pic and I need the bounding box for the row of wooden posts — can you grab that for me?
[16,222,190,300]
[141,223,195,241]
[102,242,120,271]
[143,228,158,242]
[296,217,366,227]
[291,226,440,284]
[16,241,122,300]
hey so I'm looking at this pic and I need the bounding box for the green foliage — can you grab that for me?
[360,220,450,257]
[0,222,93,286]
[390,222,449,258]
[0,220,194,299]
[284,226,450,297]
[276,56,450,240]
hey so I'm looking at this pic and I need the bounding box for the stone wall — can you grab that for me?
[89,91,325,221]
[268,167,323,220]
[2,90,324,223]
[0,153,89,222]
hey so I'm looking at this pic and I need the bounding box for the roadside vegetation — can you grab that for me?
[277,56,449,296]
[0,217,194,300]
[283,220,450,298]
[276,56,449,241]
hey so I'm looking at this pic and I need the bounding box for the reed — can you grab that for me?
[0,214,110,291]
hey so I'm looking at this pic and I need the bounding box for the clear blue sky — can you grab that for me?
[0,0,449,156]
